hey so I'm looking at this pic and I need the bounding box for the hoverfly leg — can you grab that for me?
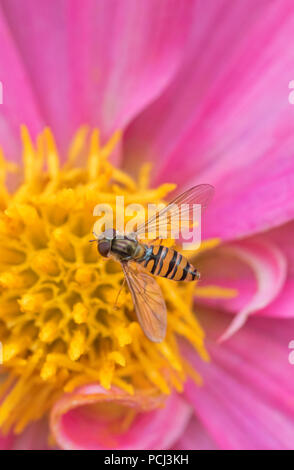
[113,278,127,310]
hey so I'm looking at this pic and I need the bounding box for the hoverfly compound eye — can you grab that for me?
[97,240,111,257]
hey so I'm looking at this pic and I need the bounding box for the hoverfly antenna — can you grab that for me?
[90,230,99,243]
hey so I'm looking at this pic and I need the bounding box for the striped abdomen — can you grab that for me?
[137,245,199,281]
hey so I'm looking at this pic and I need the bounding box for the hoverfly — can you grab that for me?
[94,184,214,343]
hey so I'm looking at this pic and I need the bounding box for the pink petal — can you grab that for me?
[197,237,287,340]
[0,419,51,450]
[0,431,14,450]
[182,312,294,450]
[1,0,196,156]
[12,419,51,450]
[218,238,286,340]
[50,384,192,450]
[173,416,219,450]
[124,0,294,240]
[0,8,44,161]
[196,243,257,314]
[264,221,294,273]
[257,280,294,318]
[249,222,294,318]
[197,222,294,321]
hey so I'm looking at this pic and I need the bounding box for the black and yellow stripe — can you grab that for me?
[138,245,199,281]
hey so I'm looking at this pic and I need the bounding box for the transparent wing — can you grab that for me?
[135,184,214,241]
[121,261,167,343]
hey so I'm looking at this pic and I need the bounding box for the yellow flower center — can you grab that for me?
[0,126,236,436]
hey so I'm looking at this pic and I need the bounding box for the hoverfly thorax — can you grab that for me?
[111,234,145,262]
[96,228,145,262]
